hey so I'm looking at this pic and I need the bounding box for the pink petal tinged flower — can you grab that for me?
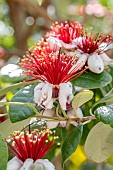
[48,37,62,51]
[34,83,53,109]
[34,159,55,170]
[7,157,23,170]
[20,159,34,170]
[59,82,73,110]
[100,53,111,66]
[43,109,59,129]
[88,54,104,73]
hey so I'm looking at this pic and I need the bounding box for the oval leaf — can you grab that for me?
[72,71,112,89]
[72,90,93,111]
[0,132,8,170]
[61,125,83,166]
[9,85,41,123]
[85,122,113,163]
[94,104,113,127]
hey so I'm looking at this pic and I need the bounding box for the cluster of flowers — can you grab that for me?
[20,21,113,125]
[6,21,113,170]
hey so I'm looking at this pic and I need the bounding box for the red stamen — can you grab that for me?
[6,128,58,163]
[75,29,113,54]
[47,21,83,44]
[20,41,86,85]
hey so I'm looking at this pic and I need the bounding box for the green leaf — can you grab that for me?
[0,118,31,138]
[72,71,112,89]
[61,125,83,166]
[85,122,113,163]
[9,85,41,123]
[72,90,93,111]
[94,104,113,127]
[0,80,38,98]
[0,132,8,170]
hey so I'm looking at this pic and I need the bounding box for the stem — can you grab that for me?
[60,105,68,119]
[0,101,96,123]
[100,87,106,96]
[105,87,113,96]
[96,163,103,170]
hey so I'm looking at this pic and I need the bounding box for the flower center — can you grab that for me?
[52,85,59,98]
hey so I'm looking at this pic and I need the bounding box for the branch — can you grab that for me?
[12,0,53,22]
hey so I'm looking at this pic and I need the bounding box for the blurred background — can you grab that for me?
[0,0,113,170]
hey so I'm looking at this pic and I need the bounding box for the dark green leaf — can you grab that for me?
[9,85,41,123]
[72,71,112,89]
[61,125,83,166]
[0,132,8,170]
[94,104,113,127]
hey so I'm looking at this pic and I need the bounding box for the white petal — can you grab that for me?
[42,83,52,106]
[106,43,113,50]
[34,83,45,105]
[45,98,55,110]
[34,163,43,170]
[68,54,88,74]
[34,159,55,170]
[7,157,23,170]
[88,54,104,73]
[48,37,62,51]
[20,159,34,170]
[99,42,113,51]
[34,83,53,109]
[72,37,83,45]
[74,86,85,92]
[43,109,59,129]
[67,108,83,126]
[61,41,76,49]
[100,53,111,66]
[59,82,73,110]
